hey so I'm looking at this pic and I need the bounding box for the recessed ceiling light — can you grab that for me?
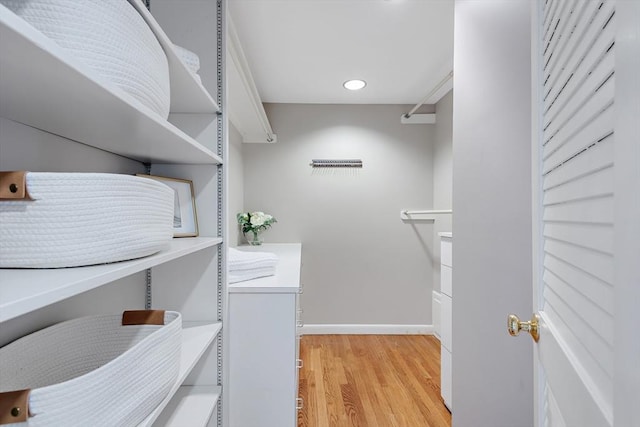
[343,79,367,91]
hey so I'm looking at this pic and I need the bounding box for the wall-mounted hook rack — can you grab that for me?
[310,159,363,168]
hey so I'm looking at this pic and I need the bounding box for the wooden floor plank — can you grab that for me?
[298,335,452,427]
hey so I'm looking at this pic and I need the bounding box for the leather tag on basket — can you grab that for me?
[122,310,166,326]
[0,389,30,424]
[0,171,32,200]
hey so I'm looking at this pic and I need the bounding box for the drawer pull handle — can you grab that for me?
[296,397,304,410]
[296,358,303,369]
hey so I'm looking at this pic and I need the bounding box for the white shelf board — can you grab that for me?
[139,323,222,427]
[129,0,219,114]
[150,386,220,427]
[0,237,222,322]
[0,5,221,165]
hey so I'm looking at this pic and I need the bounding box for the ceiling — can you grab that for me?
[228,0,454,105]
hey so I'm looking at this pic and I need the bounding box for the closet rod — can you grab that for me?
[404,71,453,119]
[228,17,276,143]
[403,209,452,215]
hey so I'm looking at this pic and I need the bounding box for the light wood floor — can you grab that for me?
[297,335,451,427]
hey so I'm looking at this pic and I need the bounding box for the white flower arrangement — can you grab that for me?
[237,211,277,236]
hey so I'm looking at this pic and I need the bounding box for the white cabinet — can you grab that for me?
[439,232,453,411]
[228,244,302,427]
[0,1,227,425]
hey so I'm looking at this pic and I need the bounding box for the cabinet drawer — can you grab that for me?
[432,291,441,339]
[441,265,452,297]
[440,294,452,352]
[441,348,452,411]
[441,238,452,267]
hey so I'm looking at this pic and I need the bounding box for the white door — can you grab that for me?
[510,1,640,426]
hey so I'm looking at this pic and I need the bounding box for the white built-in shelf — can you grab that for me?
[150,386,221,427]
[139,322,222,427]
[0,237,222,322]
[129,0,219,114]
[0,5,221,165]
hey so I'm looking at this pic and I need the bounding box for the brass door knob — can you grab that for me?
[507,313,540,342]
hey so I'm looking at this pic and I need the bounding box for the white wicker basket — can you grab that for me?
[0,172,175,268]
[0,310,181,426]
[0,0,171,119]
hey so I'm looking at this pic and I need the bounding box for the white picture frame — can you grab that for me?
[138,174,199,237]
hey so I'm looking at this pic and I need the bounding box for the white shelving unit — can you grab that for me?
[0,4,221,165]
[128,0,219,115]
[139,323,223,427]
[151,386,222,427]
[0,1,227,426]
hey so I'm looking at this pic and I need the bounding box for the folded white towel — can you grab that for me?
[228,247,278,271]
[173,44,200,74]
[228,265,277,284]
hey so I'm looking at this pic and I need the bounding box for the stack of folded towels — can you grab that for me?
[174,44,202,83]
[228,247,279,284]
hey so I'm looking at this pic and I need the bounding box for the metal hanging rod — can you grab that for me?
[404,71,454,119]
[400,209,452,221]
[403,209,452,215]
[310,159,363,168]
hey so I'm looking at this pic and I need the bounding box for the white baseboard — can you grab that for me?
[300,324,434,335]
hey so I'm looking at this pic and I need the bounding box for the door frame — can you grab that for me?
[529,0,544,425]
[614,1,640,425]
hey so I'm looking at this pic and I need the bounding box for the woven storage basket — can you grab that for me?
[0,0,171,119]
[0,310,181,426]
[0,172,175,268]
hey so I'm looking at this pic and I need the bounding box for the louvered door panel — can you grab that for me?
[538,1,615,426]
[542,134,613,189]
[544,239,613,283]
[543,221,613,253]
[543,0,581,76]
[544,383,567,427]
[542,0,571,67]
[543,165,613,206]
[543,255,614,313]
[542,106,613,175]
[543,1,615,113]
[543,288,613,384]
[543,196,613,224]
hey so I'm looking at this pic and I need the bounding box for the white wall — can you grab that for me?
[432,90,454,293]
[242,103,436,326]
[228,123,245,247]
[452,1,533,426]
